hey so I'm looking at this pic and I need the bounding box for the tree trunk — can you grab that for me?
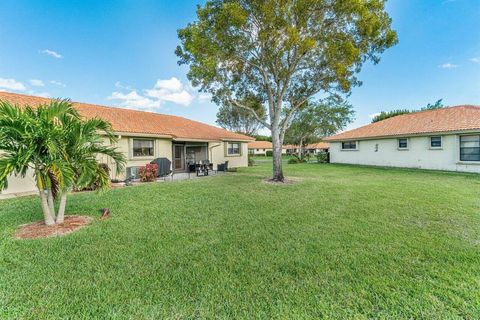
[271,132,284,182]
[298,138,303,160]
[39,190,55,226]
[56,192,67,224]
[47,188,56,221]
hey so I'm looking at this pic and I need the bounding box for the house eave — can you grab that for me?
[325,129,480,142]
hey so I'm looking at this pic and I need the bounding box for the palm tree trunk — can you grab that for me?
[39,190,55,226]
[56,193,67,224]
[47,188,56,221]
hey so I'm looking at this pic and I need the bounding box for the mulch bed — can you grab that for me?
[263,177,301,185]
[15,215,93,240]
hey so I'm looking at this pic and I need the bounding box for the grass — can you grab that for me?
[1,162,479,319]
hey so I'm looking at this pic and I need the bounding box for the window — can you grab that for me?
[227,142,241,155]
[430,136,442,148]
[132,139,154,157]
[398,138,408,149]
[460,135,480,161]
[341,141,357,150]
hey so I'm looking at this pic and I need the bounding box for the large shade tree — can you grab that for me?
[0,100,125,225]
[284,96,353,158]
[176,0,398,181]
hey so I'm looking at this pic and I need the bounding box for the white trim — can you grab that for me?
[326,130,480,142]
[428,136,443,150]
[130,138,155,160]
[397,138,409,150]
[341,140,358,151]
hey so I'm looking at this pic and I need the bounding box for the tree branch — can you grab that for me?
[230,99,271,130]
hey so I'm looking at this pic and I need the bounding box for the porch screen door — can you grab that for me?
[174,145,184,171]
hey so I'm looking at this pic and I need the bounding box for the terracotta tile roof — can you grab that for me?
[325,105,480,141]
[0,92,253,141]
[248,141,273,149]
[305,142,330,149]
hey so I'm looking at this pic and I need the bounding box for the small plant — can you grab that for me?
[266,150,273,157]
[316,151,329,164]
[139,163,158,182]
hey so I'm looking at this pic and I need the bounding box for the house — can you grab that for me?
[304,142,330,155]
[247,141,287,155]
[324,105,480,173]
[284,142,329,155]
[0,92,254,195]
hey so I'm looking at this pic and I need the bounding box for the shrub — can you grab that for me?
[288,157,300,164]
[266,150,273,157]
[316,151,329,164]
[139,163,158,182]
[248,154,255,166]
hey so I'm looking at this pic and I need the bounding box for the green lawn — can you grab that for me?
[1,163,479,319]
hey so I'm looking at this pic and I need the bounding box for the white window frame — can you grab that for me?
[341,141,358,151]
[458,135,480,163]
[226,142,241,156]
[397,138,409,150]
[429,136,443,149]
[131,138,155,159]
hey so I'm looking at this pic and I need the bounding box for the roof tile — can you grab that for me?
[0,92,254,141]
[325,106,480,141]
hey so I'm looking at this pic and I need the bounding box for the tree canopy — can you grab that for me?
[284,97,353,157]
[177,0,397,181]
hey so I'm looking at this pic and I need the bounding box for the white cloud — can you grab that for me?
[145,77,194,106]
[471,57,480,63]
[41,49,63,59]
[26,90,51,98]
[29,79,44,87]
[50,80,66,87]
[438,63,458,69]
[368,112,381,119]
[108,91,161,110]
[0,78,26,91]
[109,77,196,111]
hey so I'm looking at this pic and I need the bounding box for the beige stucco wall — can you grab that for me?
[210,141,248,169]
[329,133,480,173]
[2,169,37,195]
[1,136,174,195]
[1,138,250,195]
[98,136,173,179]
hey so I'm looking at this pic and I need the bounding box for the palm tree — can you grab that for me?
[0,100,76,225]
[0,99,125,225]
[55,114,125,223]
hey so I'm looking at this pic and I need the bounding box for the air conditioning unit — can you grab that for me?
[126,166,141,180]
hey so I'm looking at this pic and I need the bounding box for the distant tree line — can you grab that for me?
[371,99,444,123]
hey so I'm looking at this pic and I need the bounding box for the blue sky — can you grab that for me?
[0,0,479,132]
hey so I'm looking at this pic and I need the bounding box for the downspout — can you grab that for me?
[209,142,222,169]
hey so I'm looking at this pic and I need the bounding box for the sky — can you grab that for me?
[0,0,479,133]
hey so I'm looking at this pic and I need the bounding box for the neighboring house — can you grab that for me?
[324,105,480,173]
[284,142,329,155]
[247,141,287,155]
[304,142,330,154]
[0,92,253,195]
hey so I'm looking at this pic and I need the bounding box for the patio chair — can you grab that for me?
[217,161,229,172]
